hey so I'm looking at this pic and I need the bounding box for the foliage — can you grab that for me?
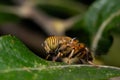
[0,35,120,80]
[72,0,120,66]
[0,0,120,79]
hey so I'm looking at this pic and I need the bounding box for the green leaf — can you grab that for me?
[0,4,20,24]
[37,0,87,18]
[0,12,20,24]
[72,0,120,56]
[0,0,14,6]
[80,0,120,33]
[100,32,120,67]
[0,35,120,80]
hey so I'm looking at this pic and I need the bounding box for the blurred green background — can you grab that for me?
[0,0,120,67]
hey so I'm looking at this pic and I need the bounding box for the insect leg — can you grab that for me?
[44,42,51,53]
[68,49,75,59]
[46,54,50,60]
[88,61,94,65]
[52,52,62,61]
[80,59,86,64]
[66,49,75,64]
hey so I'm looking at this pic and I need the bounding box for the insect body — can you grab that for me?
[43,36,72,60]
[64,43,93,64]
[59,39,93,64]
[43,36,94,65]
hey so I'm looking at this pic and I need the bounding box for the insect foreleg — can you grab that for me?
[68,49,75,59]
[52,52,62,61]
[46,54,50,60]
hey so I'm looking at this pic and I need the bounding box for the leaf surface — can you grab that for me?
[0,35,120,80]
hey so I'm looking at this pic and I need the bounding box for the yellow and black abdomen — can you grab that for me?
[43,36,72,53]
[43,36,59,53]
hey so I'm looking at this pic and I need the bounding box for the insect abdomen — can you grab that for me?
[44,36,59,53]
